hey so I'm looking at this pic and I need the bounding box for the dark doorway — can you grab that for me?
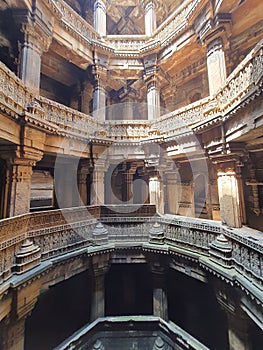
[105,264,152,316]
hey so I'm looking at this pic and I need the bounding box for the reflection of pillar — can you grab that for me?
[94,0,106,36]
[93,79,106,121]
[90,255,109,321]
[206,37,227,95]
[217,168,241,228]
[151,264,168,321]
[147,79,160,120]
[144,1,156,36]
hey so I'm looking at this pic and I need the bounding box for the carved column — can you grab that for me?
[147,78,160,120]
[151,263,168,321]
[18,23,51,92]
[144,1,156,36]
[166,172,180,214]
[206,37,227,95]
[90,255,109,321]
[80,81,93,115]
[2,148,43,217]
[121,164,137,203]
[90,161,107,206]
[217,164,242,228]
[144,55,160,120]
[94,0,106,36]
[149,174,164,214]
[92,64,107,121]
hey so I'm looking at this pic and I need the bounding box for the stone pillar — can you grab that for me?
[80,81,93,115]
[147,79,160,120]
[0,317,26,350]
[93,80,106,121]
[206,37,227,95]
[122,171,133,203]
[166,172,180,214]
[144,1,156,36]
[217,167,241,228]
[3,149,43,217]
[19,24,51,92]
[94,0,106,36]
[151,263,168,321]
[149,175,164,214]
[90,163,107,206]
[90,255,109,321]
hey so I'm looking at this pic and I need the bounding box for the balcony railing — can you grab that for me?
[1,40,262,141]
[0,206,262,306]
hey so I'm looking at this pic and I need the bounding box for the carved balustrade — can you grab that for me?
[154,0,201,46]
[0,40,262,141]
[105,36,147,52]
[35,96,99,137]
[0,207,262,305]
[103,120,150,140]
[0,61,33,119]
[51,0,99,42]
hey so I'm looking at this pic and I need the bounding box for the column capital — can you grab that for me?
[197,13,232,49]
[21,23,52,54]
[92,63,108,85]
[0,145,43,166]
